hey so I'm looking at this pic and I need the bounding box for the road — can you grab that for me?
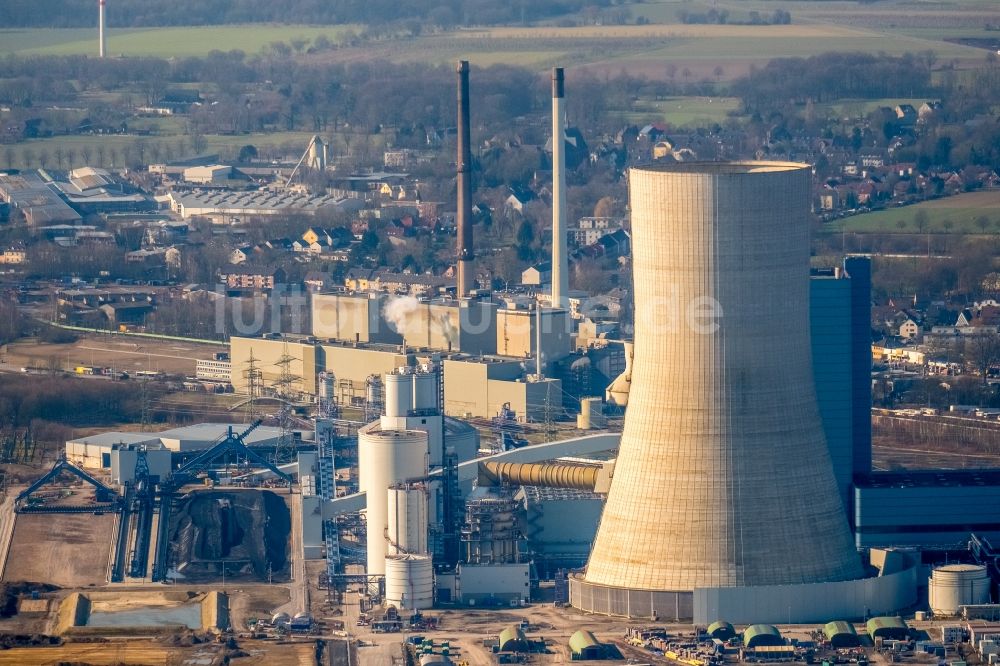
[0,490,17,581]
[275,488,309,617]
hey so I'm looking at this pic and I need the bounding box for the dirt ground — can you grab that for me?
[0,334,224,376]
[3,513,114,587]
[227,584,291,632]
[0,640,223,666]
[230,641,317,666]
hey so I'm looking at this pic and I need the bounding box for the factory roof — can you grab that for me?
[855,469,1000,489]
[68,423,295,453]
[0,171,82,224]
[70,432,164,448]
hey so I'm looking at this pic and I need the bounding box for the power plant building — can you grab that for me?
[571,162,914,623]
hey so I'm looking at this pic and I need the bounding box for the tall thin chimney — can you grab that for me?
[551,67,568,308]
[98,0,107,58]
[456,60,474,298]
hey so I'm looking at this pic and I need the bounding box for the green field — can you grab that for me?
[629,96,741,126]
[0,16,988,73]
[830,191,1000,234]
[0,25,359,58]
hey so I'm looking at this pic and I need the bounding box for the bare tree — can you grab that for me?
[965,330,1000,385]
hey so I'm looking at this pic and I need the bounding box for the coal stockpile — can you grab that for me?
[167,490,290,581]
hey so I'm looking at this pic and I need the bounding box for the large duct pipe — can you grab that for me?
[456,60,474,298]
[98,0,107,58]
[479,460,598,491]
[551,67,568,308]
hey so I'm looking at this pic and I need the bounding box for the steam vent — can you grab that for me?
[573,162,864,616]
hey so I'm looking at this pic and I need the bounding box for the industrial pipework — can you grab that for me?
[456,60,475,297]
[478,460,600,491]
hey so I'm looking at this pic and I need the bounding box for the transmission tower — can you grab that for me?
[139,378,152,432]
[244,349,263,422]
[272,342,301,402]
[271,343,301,466]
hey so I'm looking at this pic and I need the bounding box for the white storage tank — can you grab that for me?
[929,564,991,615]
[385,370,413,418]
[358,424,428,576]
[387,483,428,556]
[412,369,439,411]
[385,553,434,610]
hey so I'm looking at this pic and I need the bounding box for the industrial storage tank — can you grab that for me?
[412,368,439,411]
[576,397,604,430]
[387,483,428,556]
[384,369,413,418]
[929,564,990,615]
[358,424,428,576]
[576,162,863,616]
[443,417,479,463]
[385,554,434,610]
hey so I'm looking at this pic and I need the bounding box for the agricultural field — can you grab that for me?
[830,190,1000,234]
[1,10,992,78]
[628,96,741,126]
[0,24,359,58]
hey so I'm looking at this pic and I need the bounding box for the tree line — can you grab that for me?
[5,0,593,28]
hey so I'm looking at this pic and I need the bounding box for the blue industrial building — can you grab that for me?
[811,256,1000,550]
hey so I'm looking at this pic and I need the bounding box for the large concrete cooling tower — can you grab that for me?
[575,162,863,616]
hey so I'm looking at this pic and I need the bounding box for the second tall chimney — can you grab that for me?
[456,60,474,298]
[551,68,568,308]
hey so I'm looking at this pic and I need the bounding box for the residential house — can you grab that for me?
[918,101,941,121]
[899,317,922,340]
[230,247,254,265]
[522,261,552,286]
[0,246,27,264]
[219,267,287,292]
[505,186,536,214]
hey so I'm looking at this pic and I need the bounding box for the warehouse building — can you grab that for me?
[0,171,82,224]
[167,189,363,222]
[65,423,298,475]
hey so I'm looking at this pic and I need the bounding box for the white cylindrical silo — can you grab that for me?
[384,370,413,418]
[384,554,434,610]
[929,564,991,615]
[412,370,438,411]
[387,483,428,556]
[357,423,428,576]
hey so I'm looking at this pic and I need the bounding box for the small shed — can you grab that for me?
[744,624,784,648]
[708,620,737,641]
[570,630,604,660]
[824,621,861,648]
[867,616,908,641]
[499,625,529,652]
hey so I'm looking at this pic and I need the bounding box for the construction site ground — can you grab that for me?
[2,512,114,587]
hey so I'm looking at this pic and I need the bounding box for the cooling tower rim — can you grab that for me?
[632,160,809,175]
